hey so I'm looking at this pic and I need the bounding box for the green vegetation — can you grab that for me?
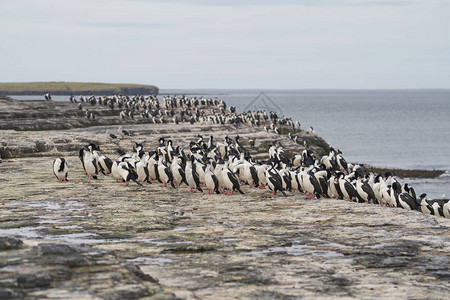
[0,81,158,95]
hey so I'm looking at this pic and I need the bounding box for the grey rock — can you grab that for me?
[99,284,150,300]
[123,263,159,283]
[38,243,75,255]
[17,273,52,288]
[0,287,25,299]
[0,237,23,251]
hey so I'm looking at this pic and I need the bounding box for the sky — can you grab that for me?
[0,0,449,89]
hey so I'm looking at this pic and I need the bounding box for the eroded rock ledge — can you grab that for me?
[0,237,178,300]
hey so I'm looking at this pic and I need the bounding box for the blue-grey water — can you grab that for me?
[10,90,450,199]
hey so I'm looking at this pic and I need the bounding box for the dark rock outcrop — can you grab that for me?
[0,239,176,300]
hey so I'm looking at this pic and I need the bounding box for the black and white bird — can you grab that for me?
[53,158,68,181]
[299,167,322,199]
[204,161,220,194]
[443,201,450,219]
[248,138,255,148]
[157,152,176,188]
[118,162,142,186]
[402,183,416,201]
[170,155,188,186]
[418,193,434,215]
[185,156,203,192]
[106,130,118,143]
[117,126,131,140]
[44,92,52,101]
[265,162,286,196]
[135,151,150,184]
[220,160,244,195]
[392,182,419,210]
[336,172,357,201]
[98,154,113,176]
[355,174,376,203]
[82,145,98,179]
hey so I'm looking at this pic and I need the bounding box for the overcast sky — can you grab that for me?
[1,0,449,89]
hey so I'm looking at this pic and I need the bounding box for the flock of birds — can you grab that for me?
[68,93,304,132]
[53,130,450,219]
[45,92,450,219]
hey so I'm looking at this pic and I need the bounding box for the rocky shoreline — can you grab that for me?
[0,98,449,299]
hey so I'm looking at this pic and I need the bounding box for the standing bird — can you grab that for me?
[171,155,188,186]
[117,125,131,140]
[355,174,376,203]
[53,158,68,181]
[248,138,255,148]
[220,160,244,195]
[135,151,150,184]
[44,92,52,101]
[106,130,118,144]
[392,182,418,210]
[299,167,322,199]
[337,172,358,201]
[185,156,203,192]
[402,183,417,201]
[204,161,220,194]
[418,194,434,215]
[98,155,113,176]
[157,152,176,188]
[443,201,450,219]
[265,162,286,196]
[118,162,142,186]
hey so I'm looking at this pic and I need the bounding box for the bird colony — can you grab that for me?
[54,99,449,219]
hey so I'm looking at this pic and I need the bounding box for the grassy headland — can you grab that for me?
[0,81,159,95]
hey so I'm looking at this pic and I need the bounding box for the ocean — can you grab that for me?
[10,89,450,198]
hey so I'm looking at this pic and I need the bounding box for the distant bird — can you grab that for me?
[53,158,68,181]
[117,126,131,140]
[85,110,95,119]
[274,127,280,135]
[44,92,52,101]
[106,130,118,143]
[249,138,255,148]
[309,126,315,135]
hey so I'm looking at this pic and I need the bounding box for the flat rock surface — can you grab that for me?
[1,122,449,299]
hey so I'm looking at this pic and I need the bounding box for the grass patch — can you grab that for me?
[0,81,158,95]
